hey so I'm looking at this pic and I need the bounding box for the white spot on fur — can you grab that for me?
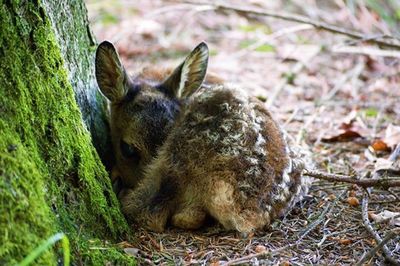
[282,165,291,183]
[272,182,291,203]
[193,85,314,219]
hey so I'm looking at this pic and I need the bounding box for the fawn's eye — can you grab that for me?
[120,140,140,161]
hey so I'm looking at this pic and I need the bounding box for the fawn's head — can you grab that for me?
[95,41,209,188]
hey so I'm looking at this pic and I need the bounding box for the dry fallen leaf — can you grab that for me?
[369,210,400,226]
[384,124,400,148]
[322,130,363,143]
[370,139,390,152]
[373,156,400,176]
[347,196,360,207]
[374,158,394,170]
[281,261,291,266]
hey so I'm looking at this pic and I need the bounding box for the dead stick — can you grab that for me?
[303,170,400,189]
[357,191,399,265]
[222,251,269,266]
[183,1,400,50]
[221,244,292,266]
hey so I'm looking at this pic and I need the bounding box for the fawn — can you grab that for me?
[95,41,311,233]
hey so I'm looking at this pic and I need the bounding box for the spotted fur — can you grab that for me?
[95,41,312,233]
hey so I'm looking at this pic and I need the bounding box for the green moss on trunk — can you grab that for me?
[0,1,133,264]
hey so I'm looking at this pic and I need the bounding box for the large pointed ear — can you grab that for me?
[161,42,209,99]
[95,41,130,102]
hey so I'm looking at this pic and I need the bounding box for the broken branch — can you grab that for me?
[183,1,400,50]
[221,244,292,266]
[304,170,400,189]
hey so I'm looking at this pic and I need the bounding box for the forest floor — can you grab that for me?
[86,0,400,265]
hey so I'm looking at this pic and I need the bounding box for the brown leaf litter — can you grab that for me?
[87,0,400,264]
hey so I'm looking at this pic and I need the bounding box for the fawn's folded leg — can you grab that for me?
[205,178,268,234]
[119,176,178,232]
[171,205,206,230]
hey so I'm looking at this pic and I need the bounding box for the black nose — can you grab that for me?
[112,177,123,196]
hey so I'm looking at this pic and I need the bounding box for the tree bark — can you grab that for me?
[42,0,113,168]
[0,0,132,264]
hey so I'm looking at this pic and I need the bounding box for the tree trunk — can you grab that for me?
[0,1,132,264]
[43,1,113,168]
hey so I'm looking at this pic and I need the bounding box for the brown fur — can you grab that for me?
[95,41,311,233]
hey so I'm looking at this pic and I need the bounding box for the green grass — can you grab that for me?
[18,233,70,266]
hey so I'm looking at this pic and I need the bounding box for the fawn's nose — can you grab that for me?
[112,177,123,196]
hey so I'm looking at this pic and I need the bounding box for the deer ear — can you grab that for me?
[95,41,130,102]
[161,42,209,99]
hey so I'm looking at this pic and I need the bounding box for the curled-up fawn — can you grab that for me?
[95,41,312,234]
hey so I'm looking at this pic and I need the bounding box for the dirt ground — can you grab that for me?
[86,0,400,264]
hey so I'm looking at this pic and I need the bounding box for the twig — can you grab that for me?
[304,170,400,189]
[183,1,400,50]
[357,191,400,265]
[221,244,293,266]
[332,45,400,58]
[317,226,359,248]
[370,200,400,206]
[232,24,314,58]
